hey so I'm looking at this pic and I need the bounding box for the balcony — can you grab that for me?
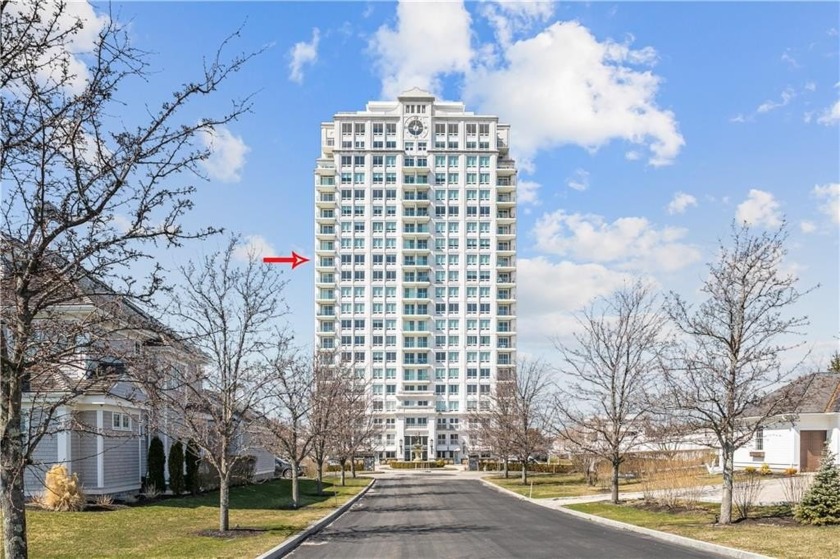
[496,159,516,175]
[496,210,515,223]
[496,242,515,255]
[497,273,514,286]
[315,160,336,176]
[497,226,515,239]
[496,177,515,191]
[496,258,515,270]
[315,194,336,208]
[496,194,515,207]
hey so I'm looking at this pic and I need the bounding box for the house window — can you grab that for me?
[755,427,764,451]
[112,412,131,431]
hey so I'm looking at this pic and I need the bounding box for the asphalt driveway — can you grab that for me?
[287,474,727,558]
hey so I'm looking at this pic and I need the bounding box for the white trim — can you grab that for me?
[85,483,141,495]
[96,409,104,488]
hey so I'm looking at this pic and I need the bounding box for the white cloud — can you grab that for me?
[369,1,472,98]
[813,183,840,224]
[367,4,683,168]
[780,50,799,69]
[288,28,320,84]
[6,1,109,94]
[517,257,634,351]
[804,81,816,92]
[800,220,817,234]
[199,126,250,183]
[465,21,684,168]
[479,0,554,48]
[532,211,701,272]
[730,113,749,124]
[518,179,541,205]
[816,100,840,125]
[735,189,782,228]
[667,191,698,215]
[233,235,276,262]
[566,168,590,191]
[757,87,795,113]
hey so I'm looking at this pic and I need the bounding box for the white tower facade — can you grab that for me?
[314,89,517,463]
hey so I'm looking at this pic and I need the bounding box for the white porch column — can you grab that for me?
[96,409,104,488]
[55,406,72,473]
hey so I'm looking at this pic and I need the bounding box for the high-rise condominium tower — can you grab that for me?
[314,88,516,463]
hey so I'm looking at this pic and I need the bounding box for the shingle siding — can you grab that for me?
[73,411,99,489]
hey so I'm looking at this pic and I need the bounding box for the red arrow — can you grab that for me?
[263,251,310,269]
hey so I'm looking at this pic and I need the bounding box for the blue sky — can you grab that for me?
[79,1,838,368]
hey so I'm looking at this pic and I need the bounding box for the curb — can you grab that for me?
[255,478,376,559]
[478,478,772,559]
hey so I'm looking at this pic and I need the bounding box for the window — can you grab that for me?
[755,427,764,451]
[112,412,131,431]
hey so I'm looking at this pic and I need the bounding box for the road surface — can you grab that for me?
[288,474,726,558]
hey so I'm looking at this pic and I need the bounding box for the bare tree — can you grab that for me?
[469,385,516,478]
[146,238,288,532]
[307,350,348,495]
[484,357,553,484]
[0,2,255,556]
[260,348,316,509]
[553,282,667,504]
[329,371,378,486]
[663,222,812,524]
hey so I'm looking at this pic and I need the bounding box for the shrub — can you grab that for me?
[197,459,220,491]
[147,436,166,492]
[783,467,798,476]
[94,494,114,508]
[231,455,257,486]
[478,461,574,474]
[168,441,185,495]
[758,463,772,476]
[733,471,763,520]
[795,446,840,525]
[40,465,85,511]
[326,460,365,472]
[742,466,757,475]
[388,460,444,469]
[143,483,161,500]
[781,473,810,507]
[184,440,200,495]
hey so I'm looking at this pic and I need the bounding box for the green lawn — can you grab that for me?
[568,501,840,559]
[18,477,369,559]
[487,472,722,500]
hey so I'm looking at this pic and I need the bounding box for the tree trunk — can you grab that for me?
[350,455,356,479]
[1,363,28,559]
[719,447,734,524]
[611,461,620,504]
[521,459,528,484]
[339,460,346,486]
[1,438,28,559]
[291,467,299,509]
[503,458,509,479]
[218,474,230,532]
[315,460,324,495]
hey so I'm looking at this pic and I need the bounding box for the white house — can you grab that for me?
[734,372,840,472]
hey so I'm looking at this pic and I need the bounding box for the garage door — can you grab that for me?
[799,430,827,472]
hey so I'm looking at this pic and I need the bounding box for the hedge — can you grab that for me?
[388,460,446,469]
[479,461,574,474]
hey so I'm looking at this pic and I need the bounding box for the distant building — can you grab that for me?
[734,372,840,472]
[314,89,517,462]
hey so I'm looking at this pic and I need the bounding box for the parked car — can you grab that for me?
[274,457,303,479]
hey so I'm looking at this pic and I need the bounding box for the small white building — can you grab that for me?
[734,372,840,472]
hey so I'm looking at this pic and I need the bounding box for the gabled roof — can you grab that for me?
[756,372,840,416]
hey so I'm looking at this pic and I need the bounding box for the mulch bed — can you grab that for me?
[197,528,268,539]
